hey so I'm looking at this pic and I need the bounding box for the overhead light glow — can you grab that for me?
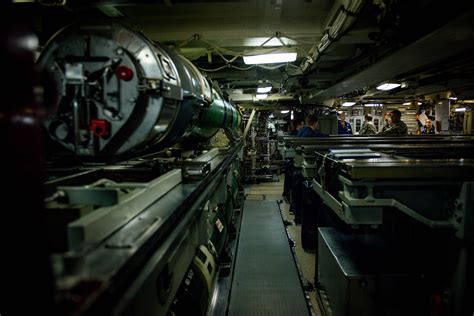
[97,5,124,17]
[342,102,356,107]
[376,83,401,91]
[455,107,466,112]
[255,93,268,100]
[257,86,272,93]
[243,47,297,65]
[365,103,383,107]
[281,110,290,114]
[243,37,297,47]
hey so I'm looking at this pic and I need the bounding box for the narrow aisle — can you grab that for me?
[228,200,310,316]
[241,179,322,315]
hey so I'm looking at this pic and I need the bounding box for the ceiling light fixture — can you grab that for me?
[342,101,356,107]
[376,83,401,91]
[403,101,422,106]
[243,37,297,47]
[255,93,268,100]
[257,86,272,93]
[243,47,297,65]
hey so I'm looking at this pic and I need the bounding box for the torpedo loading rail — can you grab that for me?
[281,135,474,315]
[44,143,244,315]
[279,135,474,167]
[282,135,474,239]
[312,153,474,240]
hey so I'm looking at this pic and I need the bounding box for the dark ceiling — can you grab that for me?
[8,0,474,106]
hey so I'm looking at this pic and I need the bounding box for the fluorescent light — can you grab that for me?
[257,86,272,93]
[403,101,422,105]
[455,107,466,112]
[365,103,383,107]
[255,93,268,100]
[243,37,297,47]
[244,52,297,64]
[342,102,356,107]
[281,110,290,114]
[243,47,297,65]
[376,83,401,91]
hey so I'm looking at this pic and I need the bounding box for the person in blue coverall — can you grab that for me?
[290,113,328,226]
[297,114,329,137]
[289,120,305,135]
[337,111,353,135]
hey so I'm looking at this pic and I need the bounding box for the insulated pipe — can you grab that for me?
[301,0,365,72]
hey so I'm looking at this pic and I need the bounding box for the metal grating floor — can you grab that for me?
[227,200,310,316]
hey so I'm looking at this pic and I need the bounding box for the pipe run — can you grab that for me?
[301,0,365,72]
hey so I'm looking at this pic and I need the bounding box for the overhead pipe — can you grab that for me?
[308,8,474,102]
[301,0,365,72]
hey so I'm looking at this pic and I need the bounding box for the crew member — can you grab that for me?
[359,113,377,135]
[377,109,408,135]
[297,114,329,137]
[337,111,353,134]
[421,119,436,134]
[290,120,305,135]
